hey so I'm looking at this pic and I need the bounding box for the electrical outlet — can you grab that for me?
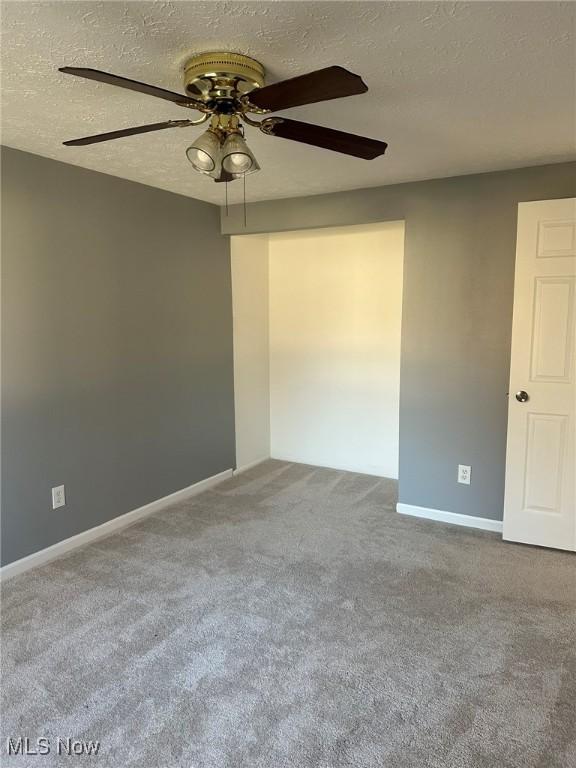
[52,485,65,509]
[458,465,471,485]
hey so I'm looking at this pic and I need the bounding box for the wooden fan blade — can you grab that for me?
[63,120,192,146]
[246,66,367,112]
[264,118,387,159]
[59,67,192,105]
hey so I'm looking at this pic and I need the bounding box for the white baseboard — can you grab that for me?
[233,457,269,475]
[270,454,397,479]
[0,468,233,582]
[397,503,503,533]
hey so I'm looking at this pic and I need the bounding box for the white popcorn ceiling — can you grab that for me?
[2,1,575,205]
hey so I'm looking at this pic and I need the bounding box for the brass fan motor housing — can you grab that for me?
[183,52,265,100]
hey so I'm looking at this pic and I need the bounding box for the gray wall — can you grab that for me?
[222,162,576,520]
[1,146,235,566]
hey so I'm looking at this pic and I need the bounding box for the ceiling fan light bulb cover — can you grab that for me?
[222,132,258,175]
[186,129,221,173]
[243,156,261,177]
[186,147,213,172]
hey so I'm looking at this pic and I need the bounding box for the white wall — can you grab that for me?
[231,222,404,479]
[268,222,404,478]
[231,235,270,471]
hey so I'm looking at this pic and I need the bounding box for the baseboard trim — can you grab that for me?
[233,457,269,475]
[397,503,503,533]
[270,455,396,478]
[0,468,233,582]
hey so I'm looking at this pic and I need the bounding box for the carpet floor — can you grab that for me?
[1,460,575,768]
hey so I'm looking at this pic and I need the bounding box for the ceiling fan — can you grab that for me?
[60,52,388,183]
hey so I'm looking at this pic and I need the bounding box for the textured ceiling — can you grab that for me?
[2,1,575,205]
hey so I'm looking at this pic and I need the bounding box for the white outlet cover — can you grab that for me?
[458,465,472,485]
[52,485,66,509]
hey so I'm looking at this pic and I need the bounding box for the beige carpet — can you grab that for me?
[1,459,575,767]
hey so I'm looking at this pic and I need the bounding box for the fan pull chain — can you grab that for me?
[225,180,228,216]
[243,173,247,228]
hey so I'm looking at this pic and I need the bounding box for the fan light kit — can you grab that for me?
[185,117,260,181]
[59,51,388,186]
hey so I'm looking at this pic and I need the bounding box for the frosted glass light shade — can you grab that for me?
[186,130,221,173]
[221,132,258,175]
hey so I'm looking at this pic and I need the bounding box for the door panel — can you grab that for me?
[530,277,574,381]
[503,198,576,551]
[537,219,576,258]
[523,413,567,513]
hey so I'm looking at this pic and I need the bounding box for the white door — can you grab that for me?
[503,198,576,551]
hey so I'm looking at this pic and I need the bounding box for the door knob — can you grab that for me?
[515,390,529,402]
